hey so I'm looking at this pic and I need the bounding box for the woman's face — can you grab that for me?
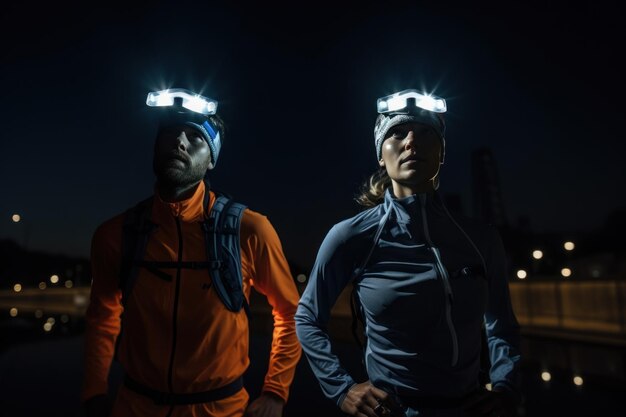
[379,122,442,196]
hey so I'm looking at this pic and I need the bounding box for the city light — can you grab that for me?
[43,322,53,332]
[10,308,18,317]
[517,270,527,279]
[13,284,22,293]
[296,274,307,283]
[573,375,584,386]
[74,293,88,307]
[561,268,572,278]
[532,250,543,260]
[541,371,552,382]
[11,214,21,223]
[39,282,47,290]
[564,241,575,251]
[65,280,73,288]
[50,274,59,284]
[47,317,55,325]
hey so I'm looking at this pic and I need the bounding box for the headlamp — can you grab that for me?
[374,88,447,165]
[377,89,446,114]
[146,88,218,115]
[147,88,222,168]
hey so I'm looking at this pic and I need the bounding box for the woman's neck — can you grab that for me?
[391,180,435,198]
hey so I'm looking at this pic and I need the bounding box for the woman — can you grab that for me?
[295,89,521,417]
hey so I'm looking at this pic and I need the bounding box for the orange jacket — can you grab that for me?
[82,181,301,414]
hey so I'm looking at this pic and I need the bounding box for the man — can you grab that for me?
[82,88,302,417]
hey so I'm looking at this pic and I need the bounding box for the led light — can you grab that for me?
[146,88,218,115]
[561,268,572,277]
[564,241,575,251]
[532,250,543,260]
[517,270,527,279]
[541,371,551,382]
[377,89,447,114]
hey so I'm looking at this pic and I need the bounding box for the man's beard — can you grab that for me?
[154,161,206,189]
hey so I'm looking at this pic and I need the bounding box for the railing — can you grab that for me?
[509,280,626,345]
[0,287,90,316]
[3,281,626,346]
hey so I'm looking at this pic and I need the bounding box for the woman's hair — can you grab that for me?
[355,167,391,207]
[355,114,392,207]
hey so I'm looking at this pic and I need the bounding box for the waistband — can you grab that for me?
[123,374,243,405]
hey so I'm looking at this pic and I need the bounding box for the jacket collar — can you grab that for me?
[382,188,441,237]
[154,181,214,222]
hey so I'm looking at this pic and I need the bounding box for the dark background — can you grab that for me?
[1,3,626,416]
[1,0,625,270]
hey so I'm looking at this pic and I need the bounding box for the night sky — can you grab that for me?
[1,1,625,270]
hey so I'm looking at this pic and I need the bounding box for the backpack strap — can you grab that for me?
[438,192,492,385]
[349,199,492,386]
[349,205,393,357]
[202,194,249,316]
[119,196,157,307]
[117,186,249,317]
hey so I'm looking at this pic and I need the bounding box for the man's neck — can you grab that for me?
[157,181,202,203]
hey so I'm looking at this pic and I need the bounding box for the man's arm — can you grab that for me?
[81,221,124,405]
[241,211,302,403]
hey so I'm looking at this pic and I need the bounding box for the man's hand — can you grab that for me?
[462,386,517,417]
[244,391,285,417]
[82,394,112,417]
[340,381,397,417]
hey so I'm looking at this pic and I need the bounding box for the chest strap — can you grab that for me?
[123,374,243,405]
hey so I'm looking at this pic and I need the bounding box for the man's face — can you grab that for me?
[153,125,213,188]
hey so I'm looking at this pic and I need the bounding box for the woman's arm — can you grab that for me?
[295,223,360,407]
[483,227,522,402]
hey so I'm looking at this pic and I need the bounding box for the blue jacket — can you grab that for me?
[295,190,521,407]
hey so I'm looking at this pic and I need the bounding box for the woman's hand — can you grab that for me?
[340,381,396,417]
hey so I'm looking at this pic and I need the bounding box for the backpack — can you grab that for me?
[117,186,250,317]
[348,203,492,386]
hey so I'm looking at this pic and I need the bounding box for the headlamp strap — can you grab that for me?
[202,120,218,140]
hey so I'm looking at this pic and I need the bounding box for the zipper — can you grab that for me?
[167,217,184,394]
[419,194,459,367]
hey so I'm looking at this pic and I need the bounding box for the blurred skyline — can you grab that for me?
[1,1,625,269]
